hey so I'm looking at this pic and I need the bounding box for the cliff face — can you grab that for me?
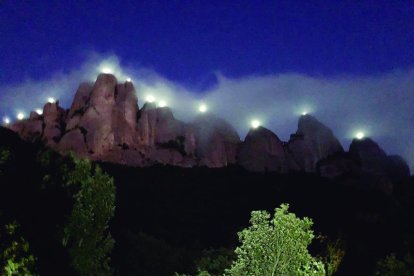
[287,114,344,172]
[192,114,240,167]
[349,138,410,178]
[238,126,296,173]
[8,74,410,176]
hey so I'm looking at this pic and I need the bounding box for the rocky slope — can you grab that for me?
[7,74,410,177]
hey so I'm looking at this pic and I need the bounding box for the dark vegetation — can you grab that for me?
[0,126,414,275]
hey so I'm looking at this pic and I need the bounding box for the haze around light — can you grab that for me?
[0,54,413,171]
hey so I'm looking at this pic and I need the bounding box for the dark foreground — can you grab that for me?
[0,127,413,275]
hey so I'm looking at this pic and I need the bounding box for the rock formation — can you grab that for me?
[7,74,410,177]
[192,114,240,167]
[238,126,296,172]
[287,114,344,172]
[349,138,410,178]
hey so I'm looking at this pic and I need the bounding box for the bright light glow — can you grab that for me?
[3,117,10,124]
[302,111,308,115]
[35,109,43,115]
[145,95,155,103]
[356,131,365,140]
[17,112,25,120]
[251,120,261,129]
[126,77,132,82]
[101,67,113,74]
[158,100,167,108]
[48,97,56,104]
[198,104,207,113]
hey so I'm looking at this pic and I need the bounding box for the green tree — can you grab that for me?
[62,158,116,276]
[318,237,345,276]
[0,221,37,275]
[195,248,234,276]
[375,253,414,276]
[226,203,325,276]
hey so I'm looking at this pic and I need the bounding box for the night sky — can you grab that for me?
[1,1,414,170]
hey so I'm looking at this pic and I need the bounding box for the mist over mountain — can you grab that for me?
[5,72,410,180]
[1,55,413,172]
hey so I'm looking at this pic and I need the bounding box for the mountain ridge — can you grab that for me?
[6,73,410,177]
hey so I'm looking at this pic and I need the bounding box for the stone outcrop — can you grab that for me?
[287,115,344,172]
[317,152,360,178]
[10,101,65,147]
[349,138,410,178]
[238,126,295,172]
[192,114,240,167]
[7,74,410,176]
[60,74,138,158]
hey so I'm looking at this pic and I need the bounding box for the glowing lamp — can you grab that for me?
[101,67,113,74]
[126,77,132,82]
[251,120,261,129]
[158,100,167,108]
[17,112,25,120]
[198,104,207,113]
[35,109,43,115]
[355,132,365,140]
[48,97,56,104]
[302,111,308,116]
[145,95,155,103]
[3,117,10,124]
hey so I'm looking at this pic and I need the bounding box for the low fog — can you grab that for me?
[1,54,413,171]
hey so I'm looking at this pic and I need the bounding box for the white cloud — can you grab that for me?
[0,54,413,171]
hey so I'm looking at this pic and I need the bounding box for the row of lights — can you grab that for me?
[2,69,366,140]
[2,97,57,124]
[100,70,367,139]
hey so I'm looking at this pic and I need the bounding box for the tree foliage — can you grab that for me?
[225,203,325,276]
[375,253,414,276]
[318,237,345,276]
[62,158,116,276]
[195,248,234,276]
[0,221,37,275]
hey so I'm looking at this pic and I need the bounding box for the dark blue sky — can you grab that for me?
[1,1,414,171]
[1,1,413,87]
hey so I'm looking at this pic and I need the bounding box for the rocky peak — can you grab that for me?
[60,74,138,157]
[42,101,66,146]
[349,137,410,177]
[349,138,387,159]
[238,126,292,172]
[287,114,343,172]
[10,101,65,147]
[192,114,240,167]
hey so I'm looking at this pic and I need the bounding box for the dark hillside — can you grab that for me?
[0,126,413,275]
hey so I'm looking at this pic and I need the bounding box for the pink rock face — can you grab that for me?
[59,74,139,157]
[238,126,293,172]
[192,114,240,167]
[287,115,343,172]
[136,104,195,157]
[112,82,138,147]
[10,119,43,142]
[42,102,65,147]
[58,128,88,157]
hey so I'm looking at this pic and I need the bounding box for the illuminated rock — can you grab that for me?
[349,137,410,177]
[10,119,43,142]
[192,114,240,167]
[137,104,196,158]
[238,126,294,173]
[42,102,66,146]
[113,81,139,146]
[287,114,343,172]
[58,128,88,156]
[60,74,139,157]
